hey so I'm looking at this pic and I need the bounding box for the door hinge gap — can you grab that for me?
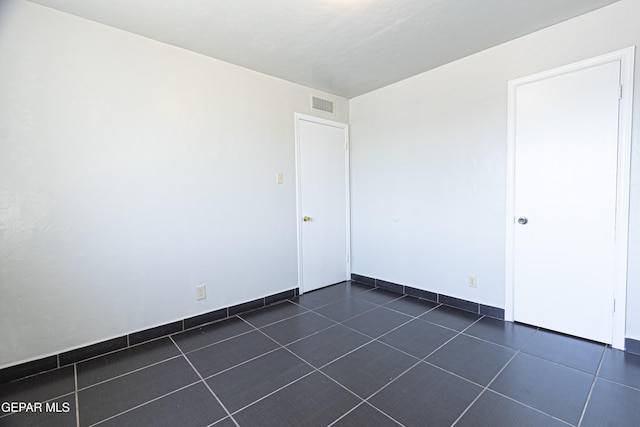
[618,85,623,100]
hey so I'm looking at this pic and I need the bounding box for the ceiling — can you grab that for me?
[27,0,619,98]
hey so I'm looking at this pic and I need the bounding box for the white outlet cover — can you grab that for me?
[196,284,207,300]
[468,275,477,288]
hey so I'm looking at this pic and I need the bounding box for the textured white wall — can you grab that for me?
[350,0,640,339]
[0,1,347,368]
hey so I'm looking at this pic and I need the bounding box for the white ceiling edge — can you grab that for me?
[24,0,621,98]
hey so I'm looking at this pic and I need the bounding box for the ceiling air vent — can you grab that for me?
[311,96,335,115]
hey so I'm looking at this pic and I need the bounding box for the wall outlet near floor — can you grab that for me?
[196,284,207,301]
[468,275,477,288]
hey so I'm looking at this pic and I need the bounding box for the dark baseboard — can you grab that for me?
[351,273,640,355]
[349,273,502,321]
[0,287,298,384]
[626,338,640,355]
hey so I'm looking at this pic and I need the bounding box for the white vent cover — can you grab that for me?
[311,96,335,114]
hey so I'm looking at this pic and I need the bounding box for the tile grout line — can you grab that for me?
[226,317,325,416]
[169,336,241,427]
[287,296,487,372]
[281,299,429,369]
[449,325,540,425]
[60,334,174,371]
[482,389,576,426]
[326,400,406,427]
[233,315,406,426]
[238,309,311,330]
[201,346,283,381]
[76,354,184,392]
[459,329,534,352]
[515,331,609,375]
[324,401,368,427]
[576,346,608,427]
[87,381,201,427]
[177,322,257,355]
[448,349,521,427]
[354,315,487,416]
[74,364,80,427]
[449,326,575,427]
[285,284,381,312]
[594,376,640,392]
[259,293,494,420]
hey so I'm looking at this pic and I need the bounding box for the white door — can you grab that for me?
[295,114,350,294]
[512,61,622,344]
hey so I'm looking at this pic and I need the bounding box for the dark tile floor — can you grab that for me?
[1,281,639,426]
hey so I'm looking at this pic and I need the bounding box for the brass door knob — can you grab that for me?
[303,216,311,222]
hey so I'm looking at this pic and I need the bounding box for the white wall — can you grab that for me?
[350,0,640,340]
[0,1,348,368]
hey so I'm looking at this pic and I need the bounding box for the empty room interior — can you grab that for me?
[1,0,640,426]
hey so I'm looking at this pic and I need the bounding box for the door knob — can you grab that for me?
[303,216,311,222]
[517,216,528,225]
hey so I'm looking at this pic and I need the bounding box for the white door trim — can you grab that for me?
[505,47,635,349]
[294,113,351,294]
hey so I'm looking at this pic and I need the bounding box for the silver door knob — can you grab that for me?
[518,217,528,225]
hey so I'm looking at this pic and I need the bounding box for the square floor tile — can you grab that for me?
[426,335,515,385]
[378,319,457,359]
[186,331,279,378]
[260,311,335,345]
[78,356,199,426]
[383,296,438,317]
[294,282,370,309]
[521,329,604,373]
[354,288,402,305]
[207,348,313,413]
[419,305,480,331]
[369,362,482,427]
[287,324,371,368]
[455,390,568,427]
[581,378,640,427]
[233,372,360,427]
[77,337,180,389]
[314,298,378,323]
[342,307,411,339]
[332,403,401,426]
[598,347,640,389]
[464,317,536,349]
[239,301,308,328]
[0,366,74,403]
[321,341,416,399]
[98,383,227,427]
[489,353,593,425]
[0,394,76,427]
[173,317,254,353]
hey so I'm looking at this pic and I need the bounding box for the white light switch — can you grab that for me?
[276,172,284,184]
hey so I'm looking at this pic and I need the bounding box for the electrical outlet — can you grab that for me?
[468,275,477,288]
[196,284,206,301]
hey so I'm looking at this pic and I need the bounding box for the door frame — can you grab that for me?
[294,113,351,295]
[504,47,635,350]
